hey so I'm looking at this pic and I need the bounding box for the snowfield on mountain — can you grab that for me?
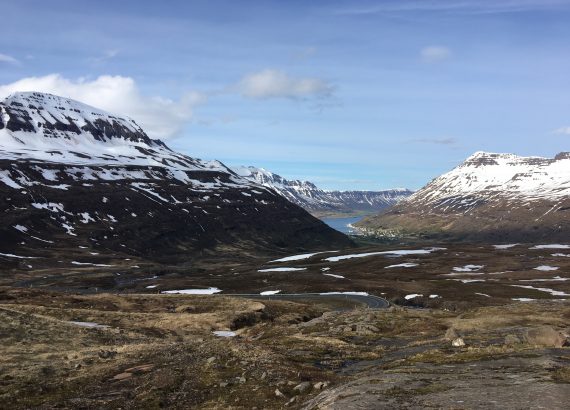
[356,151,570,242]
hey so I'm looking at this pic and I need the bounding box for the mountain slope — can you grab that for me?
[232,166,412,216]
[356,151,570,241]
[0,92,351,268]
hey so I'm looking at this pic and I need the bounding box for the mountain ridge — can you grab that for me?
[232,165,412,216]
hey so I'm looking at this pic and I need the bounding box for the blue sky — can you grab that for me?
[1,0,569,190]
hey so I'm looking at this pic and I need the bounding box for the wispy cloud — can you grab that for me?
[0,74,205,139]
[334,0,570,15]
[410,137,458,145]
[235,69,334,100]
[88,49,120,64]
[292,46,317,61]
[553,126,570,135]
[0,53,19,64]
[420,46,451,63]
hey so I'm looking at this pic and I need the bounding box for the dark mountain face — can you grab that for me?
[0,92,351,269]
[232,166,413,215]
[356,151,570,242]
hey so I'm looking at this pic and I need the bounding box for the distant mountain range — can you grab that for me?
[0,92,350,269]
[356,151,570,242]
[232,166,413,216]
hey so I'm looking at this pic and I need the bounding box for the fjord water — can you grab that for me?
[321,216,363,234]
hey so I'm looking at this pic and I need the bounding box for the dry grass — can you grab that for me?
[0,287,568,409]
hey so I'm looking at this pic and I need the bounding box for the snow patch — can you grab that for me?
[384,263,418,269]
[324,248,445,262]
[162,287,222,295]
[323,273,346,279]
[534,265,559,271]
[260,290,281,295]
[212,330,236,338]
[258,267,307,272]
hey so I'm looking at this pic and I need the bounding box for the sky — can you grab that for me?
[1,0,569,190]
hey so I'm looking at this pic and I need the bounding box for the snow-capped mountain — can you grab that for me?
[232,165,412,215]
[356,151,570,241]
[0,92,350,268]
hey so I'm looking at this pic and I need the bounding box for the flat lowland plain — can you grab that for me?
[5,242,569,308]
[0,242,569,408]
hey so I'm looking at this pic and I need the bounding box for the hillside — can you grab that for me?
[356,151,570,242]
[0,92,351,270]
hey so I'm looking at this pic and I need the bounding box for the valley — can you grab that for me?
[0,92,568,409]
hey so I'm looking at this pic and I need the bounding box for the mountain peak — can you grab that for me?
[0,91,164,149]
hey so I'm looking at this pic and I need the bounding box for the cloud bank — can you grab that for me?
[236,69,334,100]
[0,74,204,139]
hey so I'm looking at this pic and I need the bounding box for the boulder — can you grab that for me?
[524,326,567,348]
[452,337,466,347]
[293,381,312,394]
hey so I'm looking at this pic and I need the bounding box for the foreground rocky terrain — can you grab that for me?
[232,166,412,217]
[0,92,350,264]
[357,151,570,242]
[0,287,567,409]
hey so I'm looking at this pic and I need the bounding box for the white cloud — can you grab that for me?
[235,69,334,100]
[0,74,205,139]
[553,126,570,135]
[420,46,451,63]
[0,53,19,64]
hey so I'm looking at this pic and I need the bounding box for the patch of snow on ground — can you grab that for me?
[68,321,109,329]
[260,290,281,295]
[14,225,28,233]
[534,265,559,271]
[270,251,338,263]
[146,285,158,289]
[451,279,486,283]
[520,276,569,282]
[552,253,570,257]
[384,263,418,269]
[324,248,445,262]
[258,267,307,272]
[71,261,113,267]
[512,298,535,302]
[0,252,37,259]
[493,244,519,249]
[323,273,346,279]
[162,287,222,295]
[530,244,570,249]
[511,285,570,297]
[453,265,484,272]
[429,294,440,298]
[321,267,331,272]
[212,331,236,337]
[404,294,423,300]
[475,293,491,298]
